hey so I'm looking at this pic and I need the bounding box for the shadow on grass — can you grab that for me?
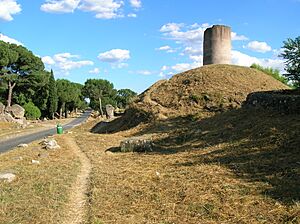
[135,108,300,204]
[90,108,151,134]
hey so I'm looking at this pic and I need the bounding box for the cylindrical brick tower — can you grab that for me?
[203,25,232,65]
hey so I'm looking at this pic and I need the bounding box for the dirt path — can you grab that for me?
[62,136,92,224]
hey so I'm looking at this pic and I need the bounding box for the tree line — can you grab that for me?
[0,41,137,120]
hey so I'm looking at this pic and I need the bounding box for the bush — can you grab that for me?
[24,102,41,120]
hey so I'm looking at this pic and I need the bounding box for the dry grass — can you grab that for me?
[74,107,300,224]
[0,135,81,224]
[0,118,76,142]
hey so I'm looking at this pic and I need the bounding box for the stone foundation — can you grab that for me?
[244,90,300,114]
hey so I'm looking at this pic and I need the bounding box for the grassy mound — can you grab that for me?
[96,64,289,133]
[137,64,288,118]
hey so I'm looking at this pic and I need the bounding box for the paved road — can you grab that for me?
[0,110,92,154]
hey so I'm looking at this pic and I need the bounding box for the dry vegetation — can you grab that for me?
[0,136,81,224]
[74,107,300,223]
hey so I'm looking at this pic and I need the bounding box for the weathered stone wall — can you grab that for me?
[203,25,232,65]
[244,90,300,114]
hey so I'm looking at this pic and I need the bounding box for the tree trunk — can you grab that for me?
[59,103,64,119]
[99,97,104,117]
[7,81,16,107]
[65,103,68,118]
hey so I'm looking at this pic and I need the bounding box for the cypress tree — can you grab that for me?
[47,69,58,119]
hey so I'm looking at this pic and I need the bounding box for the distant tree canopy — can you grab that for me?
[82,79,117,116]
[280,36,300,88]
[0,41,137,119]
[82,79,137,115]
[56,79,86,118]
[0,40,44,107]
[250,63,289,86]
[116,89,137,108]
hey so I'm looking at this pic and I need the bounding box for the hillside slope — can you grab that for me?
[95,65,289,133]
[135,64,288,119]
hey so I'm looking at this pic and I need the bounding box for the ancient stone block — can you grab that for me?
[106,104,114,119]
[6,104,25,119]
[120,136,153,152]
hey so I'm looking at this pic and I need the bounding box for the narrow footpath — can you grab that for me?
[62,136,92,224]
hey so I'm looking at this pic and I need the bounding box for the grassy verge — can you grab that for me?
[0,118,76,142]
[75,109,299,224]
[0,135,80,224]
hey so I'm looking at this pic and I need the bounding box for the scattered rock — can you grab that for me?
[38,152,49,158]
[12,156,23,161]
[120,136,153,152]
[106,104,114,119]
[31,160,40,164]
[0,172,16,183]
[5,104,25,119]
[0,113,15,122]
[40,138,60,150]
[18,143,28,148]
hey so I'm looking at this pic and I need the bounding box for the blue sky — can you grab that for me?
[1,0,299,93]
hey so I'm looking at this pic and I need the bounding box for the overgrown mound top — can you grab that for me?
[133,64,288,119]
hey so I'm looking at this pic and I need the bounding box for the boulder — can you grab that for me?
[6,104,25,119]
[106,104,115,119]
[18,144,28,148]
[0,102,5,114]
[0,113,15,122]
[120,136,153,153]
[0,172,16,183]
[14,117,27,125]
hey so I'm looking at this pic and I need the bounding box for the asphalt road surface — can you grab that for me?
[0,110,92,154]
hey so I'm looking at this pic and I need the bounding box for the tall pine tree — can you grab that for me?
[47,69,58,119]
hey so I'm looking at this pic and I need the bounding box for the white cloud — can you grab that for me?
[41,0,80,13]
[42,52,94,72]
[42,56,56,65]
[231,50,284,72]
[160,23,183,32]
[89,67,100,74]
[0,0,21,21]
[246,41,272,53]
[129,0,141,8]
[127,13,136,18]
[156,45,177,53]
[98,49,130,63]
[78,0,124,19]
[183,46,202,56]
[41,0,138,19]
[231,32,248,41]
[157,45,171,51]
[0,33,23,45]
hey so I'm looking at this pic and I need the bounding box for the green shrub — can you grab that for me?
[24,102,41,120]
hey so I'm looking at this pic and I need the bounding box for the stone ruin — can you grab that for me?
[0,102,27,125]
[203,25,232,65]
[244,90,300,114]
[105,104,115,119]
